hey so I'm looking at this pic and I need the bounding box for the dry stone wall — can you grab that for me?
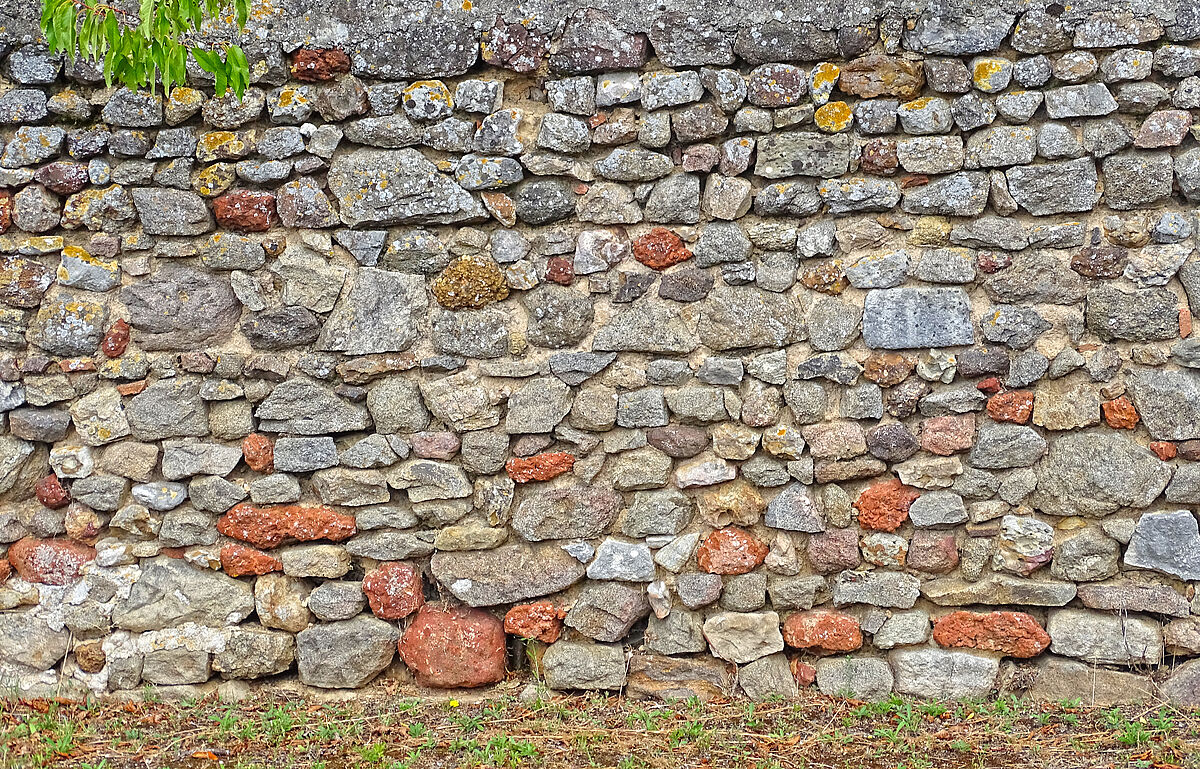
[4,0,1200,705]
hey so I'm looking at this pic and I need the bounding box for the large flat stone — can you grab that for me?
[862,288,973,349]
[327,148,486,227]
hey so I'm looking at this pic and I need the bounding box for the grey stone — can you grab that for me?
[431,543,585,606]
[1047,609,1161,666]
[1124,510,1200,581]
[543,640,627,691]
[862,288,973,349]
[296,615,399,689]
[1006,158,1100,215]
[702,611,784,664]
[755,131,850,178]
[114,557,254,631]
[1033,433,1170,517]
[328,148,484,227]
[1126,369,1200,441]
[833,571,921,608]
[256,378,371,434]
[1086,285,1179,342]
[121,266,240,350]
[815,656,894,701]
[566,581,650,641]
[890,648,998,700]
[900,171,989,216]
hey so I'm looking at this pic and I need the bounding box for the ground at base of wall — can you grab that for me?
[3,680,1199,769]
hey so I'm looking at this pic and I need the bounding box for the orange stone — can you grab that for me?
[545,256,574,285]
[398,605,508,689]
[116,380,147,396]
[987,390,1034,424]
[862,352,916,386]
[697,527,768,575]
[216,503,356,549]
[0,558,11,582]
[363,562,425,620]
[800,262,848,295]
[1102,396,1139,430]
[101,319,130,358]
[219,544,282,577]
[633,227,692,270]
[506,452,576,483]
[242,434,275,473]
[35,474,70,509]
[854,479,919,532]
[1150,441,1178,461]
[8,538,95,585]
[504,601,567,643]
[932,610,1050,658]
[782,611,863,654]
[791,658,817,688]
[213,190,276,232]
[290,48,351,81]
[1182,308,1193,338]
[920,414,975,455]
[976,376,1003,395]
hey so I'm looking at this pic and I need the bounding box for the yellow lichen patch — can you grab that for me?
[192,163,237,197]
[811,62,840,88]
[901,96,932,111]
[431,253,509,309]
[403,80,453,108]
[196,131,247,162]
[971,57,1009,91]
[814,101,853,133]
[909,216,951,246]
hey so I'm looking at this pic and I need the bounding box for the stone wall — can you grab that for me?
[2,0,1200,705]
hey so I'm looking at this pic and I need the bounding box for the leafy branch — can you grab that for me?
[40,0,252,98]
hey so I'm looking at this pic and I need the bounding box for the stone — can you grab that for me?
[1028,656,1158,707]
[7,538,94,585]
[431,544,585,607]
[933,611,1050,658]
[328,148,483,227]
[1032,434,1171,517]
[815,656,893,701]
[783,611,862,653]
[213,625,295,680]
[862,288,973,349]
[1047,609,1162,665]
[216,503,356,549]
[566,581,650,641]
[832,570,921,609]
[114,556,254,631]
[697,527,768,575]
[543,640,627,691]
[296,615,399,689]
[702,611,784,664]
[398,605,506,688]
[890,648,999,700]
[120,267,240,350]
[1123,510,1200,581]
[854,479,919,532]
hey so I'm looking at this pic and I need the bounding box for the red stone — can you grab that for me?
[242,434,274,473]
[1151,441,1178,461]
[59,359,95,373]
[933,611,1050,659]
[8,538,95,585]
[0,558,10,582]
[101,319,130,358]
[1102,396,1139,430]
[363,562,425,620]
[398,605,508,688]
[806,528,861,574]
[697,527,768,575]
[1181,308,1193,339]
[633,227,692,270]
[854,479,919,533]
[791,659,817,688]
[216,503,356,549]
[0,190,11,234]
[213,191,276,232]
[35,475,71,509]
[906,531,959,574]
[33,161,90,195]
[117,380,147,396]
[782,611,863,654]
[504,601,566,643]
[219,544,282,577]
[976,376,1003,395]
[411,431,461,460]
[859,138,898,175]
[290,48,351,81]
[976,251,1012,274]
[506,452,576,483]
[545,256,574,285]
[987,390,1034,424]
[920,414,975,456]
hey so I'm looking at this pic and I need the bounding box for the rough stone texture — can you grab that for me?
[0,11,1194,704]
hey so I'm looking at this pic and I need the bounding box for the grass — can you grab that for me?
[1,681,1198,769]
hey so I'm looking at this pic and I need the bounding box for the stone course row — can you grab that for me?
[2,4,1200,706]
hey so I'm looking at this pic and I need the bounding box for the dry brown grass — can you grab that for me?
[3,677,1199,769]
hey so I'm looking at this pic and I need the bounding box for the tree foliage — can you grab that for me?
[40,0,252,98]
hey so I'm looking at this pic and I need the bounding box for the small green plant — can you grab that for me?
[40,0,252,97]
[358,742,387,763]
